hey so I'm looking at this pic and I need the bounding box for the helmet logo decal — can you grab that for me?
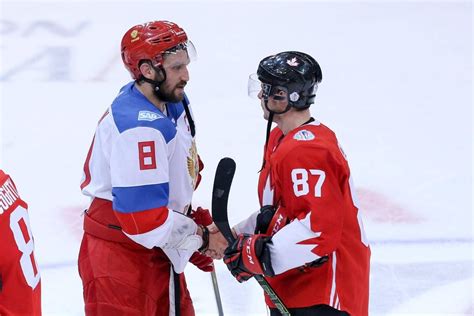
[130,30,139,42]
[290,92,300,102]
[286,57,299,67]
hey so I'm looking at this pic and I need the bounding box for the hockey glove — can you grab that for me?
[189,251,214,272]
[223,234,275,283]
[189,207,213,226]
[255,205,276,234]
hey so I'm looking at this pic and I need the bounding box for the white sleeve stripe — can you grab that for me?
[168,265,175,316]
[268,212,321,274]
[262,174,274,206]
[330,252,338,307]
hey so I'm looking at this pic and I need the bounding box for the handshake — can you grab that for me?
[188,207,229,272]
[189,207,277,285]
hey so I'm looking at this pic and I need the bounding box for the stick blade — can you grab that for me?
[211,157,236,243]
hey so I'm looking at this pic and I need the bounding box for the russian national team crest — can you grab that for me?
[187,140,199,187]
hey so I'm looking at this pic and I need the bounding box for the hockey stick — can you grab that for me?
[210,270,224,316]
[211,157,291,316]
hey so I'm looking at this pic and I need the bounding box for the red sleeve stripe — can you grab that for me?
[80,136,95,190]
[81,109,109,191]
[114,206,169,235]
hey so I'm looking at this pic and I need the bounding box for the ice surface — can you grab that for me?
[0,1,472,315]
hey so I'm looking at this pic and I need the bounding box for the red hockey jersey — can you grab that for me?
[257,120,370,315]
[0,170,41,316]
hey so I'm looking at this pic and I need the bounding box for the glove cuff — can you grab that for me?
[241,235,275,276]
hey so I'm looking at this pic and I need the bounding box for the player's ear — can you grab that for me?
[138,61,154,80]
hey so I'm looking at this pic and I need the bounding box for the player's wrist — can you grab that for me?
[198,225,209,253]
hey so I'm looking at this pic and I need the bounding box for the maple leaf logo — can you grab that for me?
[287,57,299,67]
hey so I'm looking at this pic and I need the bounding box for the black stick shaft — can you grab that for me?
[211,158,291,316]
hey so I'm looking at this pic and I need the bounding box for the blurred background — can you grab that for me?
[0,0,472,314]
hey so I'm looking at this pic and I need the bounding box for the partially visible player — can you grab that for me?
[223,51,371,315]
[0,170,41,316]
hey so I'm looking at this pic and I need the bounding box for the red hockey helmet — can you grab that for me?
[121,21,192,79]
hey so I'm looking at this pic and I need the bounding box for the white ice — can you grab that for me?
[0,1,472,315]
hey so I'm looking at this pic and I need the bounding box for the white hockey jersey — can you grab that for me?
[80,82,202,272]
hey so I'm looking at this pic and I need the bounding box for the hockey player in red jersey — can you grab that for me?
[0,170,41,316]
[223,52,371,315]
[78,21,227,316]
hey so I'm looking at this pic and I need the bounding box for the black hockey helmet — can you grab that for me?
[256,51,322,110]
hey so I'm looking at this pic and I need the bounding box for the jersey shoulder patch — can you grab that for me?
[293,129,316,141]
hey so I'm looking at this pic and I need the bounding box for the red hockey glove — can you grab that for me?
[189,251,214,272]
[189,207,213,226]
[223,234,275,283]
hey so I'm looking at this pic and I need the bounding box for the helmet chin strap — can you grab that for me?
[139,64,167,97]
[141,76,164,93]
[260,99,292,171]
[263,101,292,115]
[139,66,196,138]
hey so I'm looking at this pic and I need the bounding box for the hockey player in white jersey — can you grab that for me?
[78,20,227,316]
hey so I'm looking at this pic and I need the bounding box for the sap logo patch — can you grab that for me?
[293,130,315,141]
[138,111,163,122]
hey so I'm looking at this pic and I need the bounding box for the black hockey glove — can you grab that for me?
[223,234,275,283]
[255,205,276,234]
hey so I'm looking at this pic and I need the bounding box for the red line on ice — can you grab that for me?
[356,188,422,223]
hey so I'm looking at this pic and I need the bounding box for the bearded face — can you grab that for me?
[154,50,190,102]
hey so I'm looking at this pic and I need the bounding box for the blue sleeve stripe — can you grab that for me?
[112,183,169,213]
